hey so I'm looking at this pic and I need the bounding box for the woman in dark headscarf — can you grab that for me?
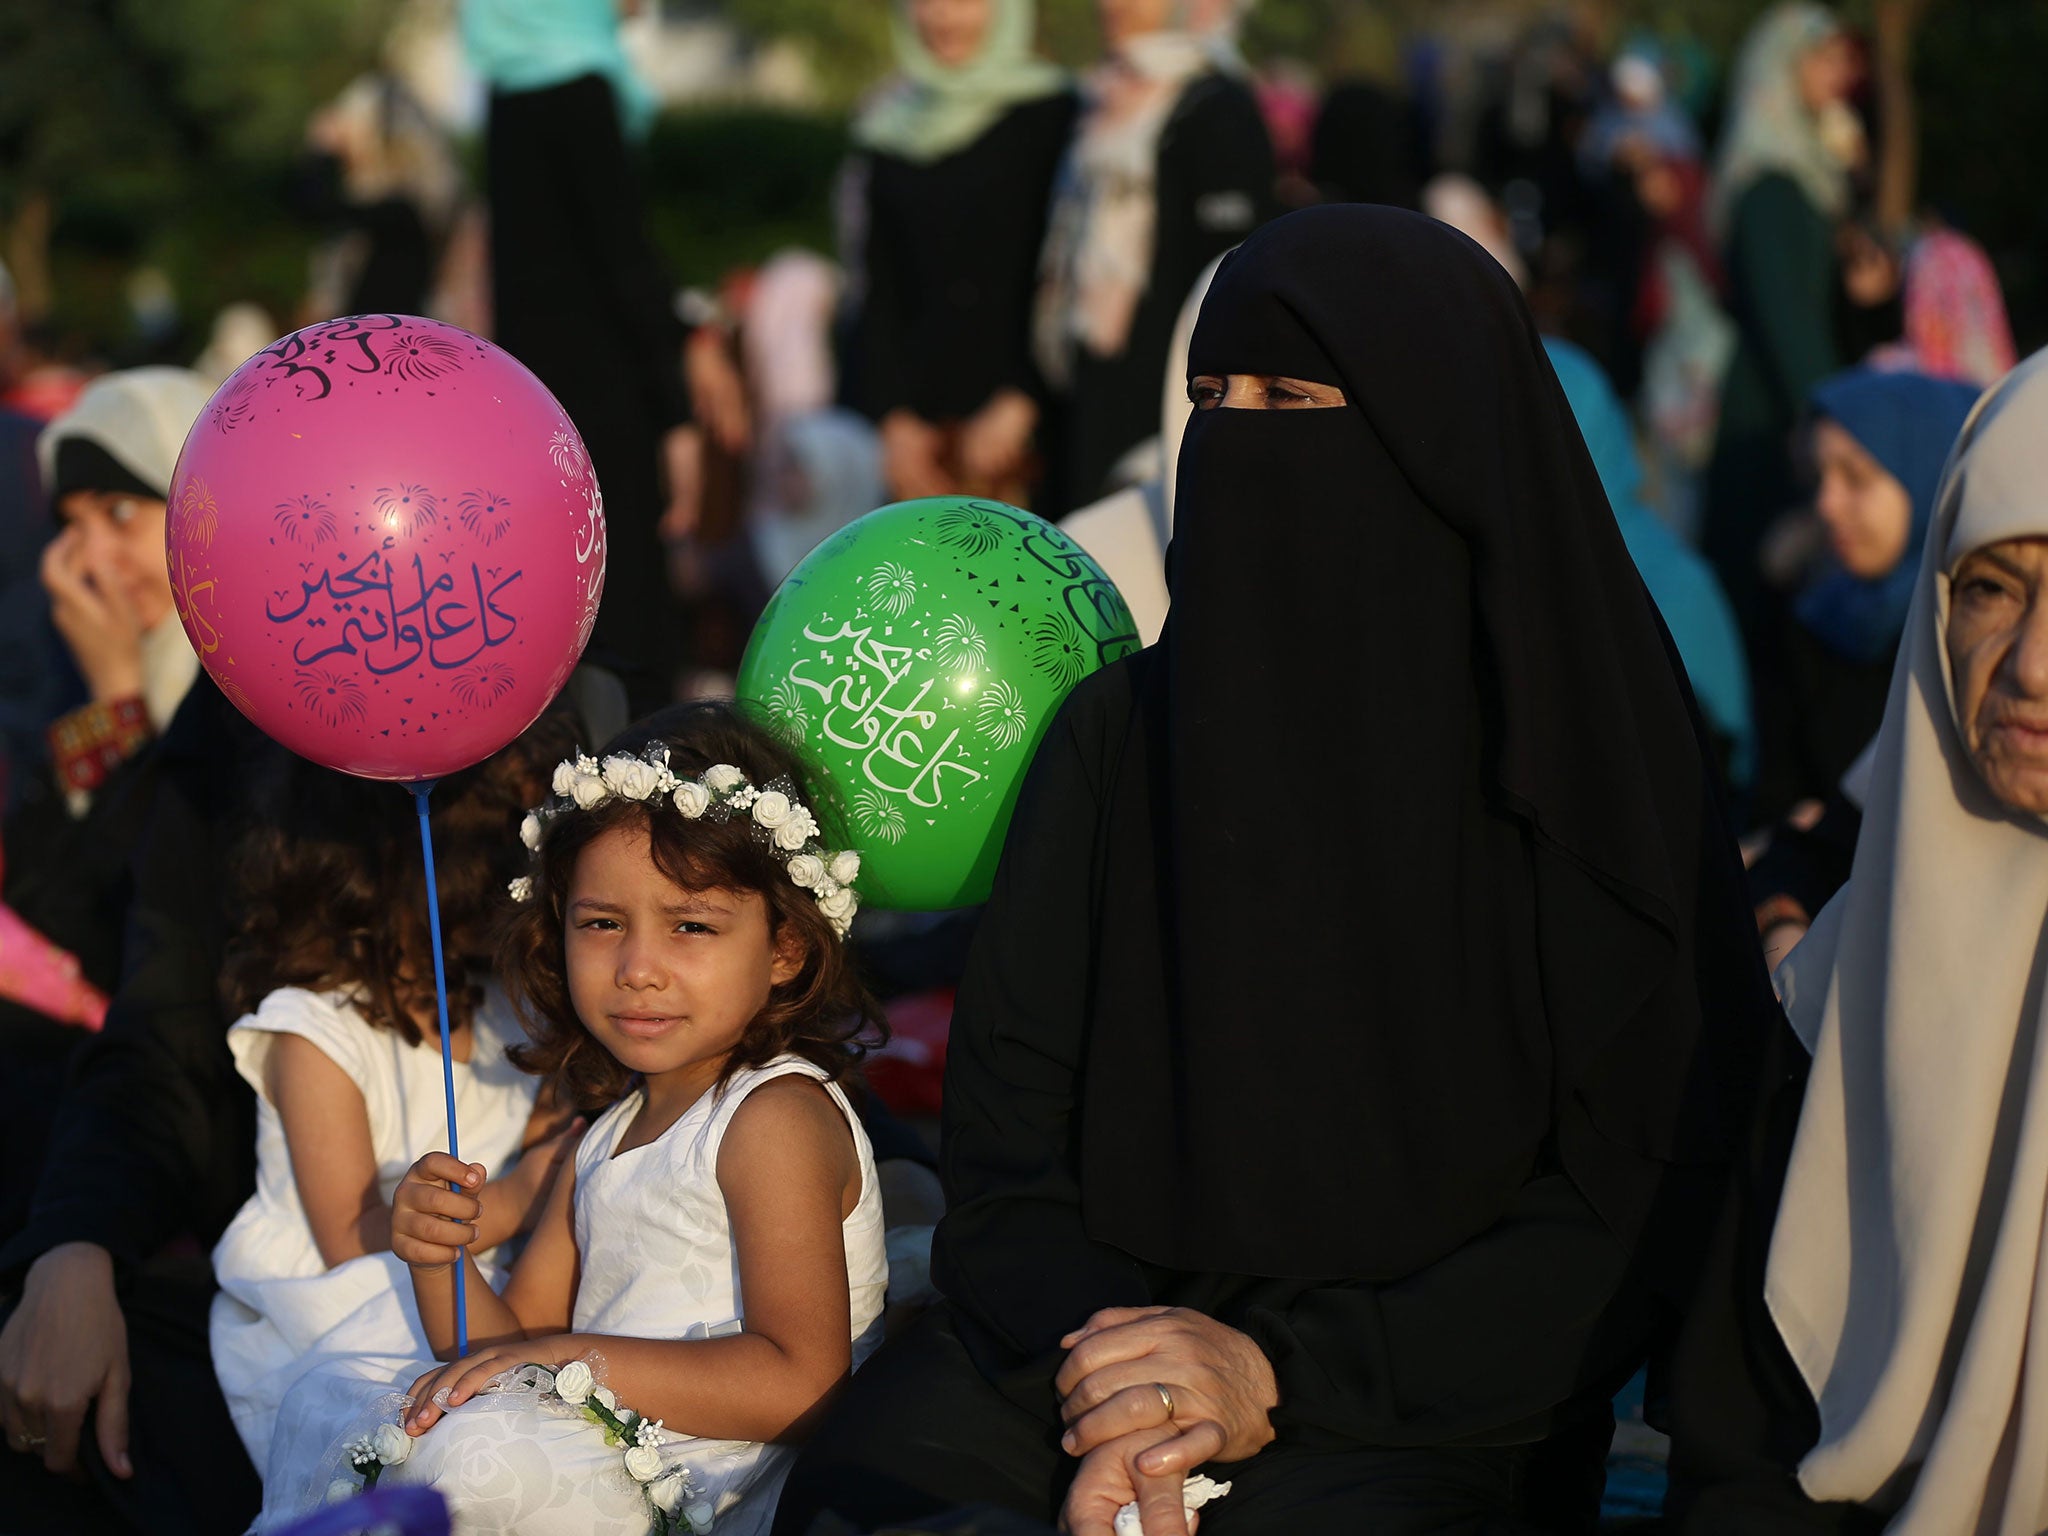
[1749,368,1978,824]
[774,204,1782,1535]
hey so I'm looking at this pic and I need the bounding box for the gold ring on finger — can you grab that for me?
[1155,1382,1175,1420]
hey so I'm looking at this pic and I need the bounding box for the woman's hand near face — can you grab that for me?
[40,524,145,703]
[1055,1306,1278,1474]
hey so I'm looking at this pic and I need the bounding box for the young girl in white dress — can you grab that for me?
[210,719,581,1469]
[258,704,889,1536]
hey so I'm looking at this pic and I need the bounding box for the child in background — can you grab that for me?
[210,713,582,1470]
[258,703,888,1536]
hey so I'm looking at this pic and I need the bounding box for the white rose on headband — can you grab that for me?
[370,1422,412,1466]
[672,781,711,818]
[829,850,861,886]
[751,790,793,828]
[703,764,744,793]
[787,854,826,888]
[624,1444,663,1483]
[570,770,609,809]
[521,811,544,851]
[818,886,856,924]
[552,761,580,797]
[552,1360,594,1405]
[773,817,813,852]
[603,755,663,800]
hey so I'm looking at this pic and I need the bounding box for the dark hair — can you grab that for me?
[221,709,582,1044]
[501,701,884,1113]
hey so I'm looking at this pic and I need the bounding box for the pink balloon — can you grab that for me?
[167,315,606,782]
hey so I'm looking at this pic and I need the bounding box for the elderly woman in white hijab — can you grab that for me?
[1666,349,2048,1536]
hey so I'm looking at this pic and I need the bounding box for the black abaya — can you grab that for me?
[485,74,691,712]
[780,207,1779,1532]
[852,94,1078,427]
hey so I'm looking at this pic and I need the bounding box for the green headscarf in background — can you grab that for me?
[462,0,657,140]
[853,0,1068,165]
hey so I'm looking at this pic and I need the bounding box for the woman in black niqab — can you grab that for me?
[774,204,1781,1536]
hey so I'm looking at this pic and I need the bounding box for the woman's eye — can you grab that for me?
[1959,575,2016,604]
[675,921,715,936]
[1188,380,1224,410]
[577,917,621,932]
[1267,385,1311,407]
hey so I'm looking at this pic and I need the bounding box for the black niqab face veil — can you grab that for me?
[1079,205,1777,1282]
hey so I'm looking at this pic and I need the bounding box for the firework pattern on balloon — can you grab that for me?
[177,479,220,548]
[763,676,811,747]
[932,614,989,674]
[1028,612,1088,693]
[866,562,918,618]
[273,494,337,547]
[452,661,518,708]
[975,679,1029,750]
[459,490,515,545]
[382,328,467,382]
[211,373,260,433]
[549,427,590,486]
[373,483,439,536]
[932,502,1007,557]
[851,786,908,844]
[294,668,369,726]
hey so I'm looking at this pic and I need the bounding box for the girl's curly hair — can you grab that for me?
[220,710,581,1043]
[500,701,885,1113]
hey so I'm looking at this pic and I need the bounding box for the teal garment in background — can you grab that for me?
[461,0,655,139]
[1546,338,1756,786]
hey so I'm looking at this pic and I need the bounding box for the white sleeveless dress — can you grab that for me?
[210,986,538,1467]
[256,1056,889,1536]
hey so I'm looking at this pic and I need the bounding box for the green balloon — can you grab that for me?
[738,497,1141,910]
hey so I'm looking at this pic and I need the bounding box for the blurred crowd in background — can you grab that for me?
[6,0,2041,932]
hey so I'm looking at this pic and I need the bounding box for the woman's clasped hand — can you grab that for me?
[1055,1306,1277,1535]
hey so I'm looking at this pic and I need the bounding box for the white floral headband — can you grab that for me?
[512,747,861,937]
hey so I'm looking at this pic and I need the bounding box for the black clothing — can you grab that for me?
[1662,1021,1884,1535]
[1309,80,1420,208]
[1,679,271,1279]
[0,679,274,1533]
[0,1252,261,1536]
[1053,74,1273,511]
[485,74,691,711]
[0,730,168,1235]
[776,1306,1618,1536]
[1097,205,1778,1282]
[786,205,1779,1530]
[852,94,1077,426]
[1747,793,1863,926]
[50,438,159,506]
[1750,616,1894,827]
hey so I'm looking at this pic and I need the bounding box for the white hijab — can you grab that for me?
[1770,346,2048,1533]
